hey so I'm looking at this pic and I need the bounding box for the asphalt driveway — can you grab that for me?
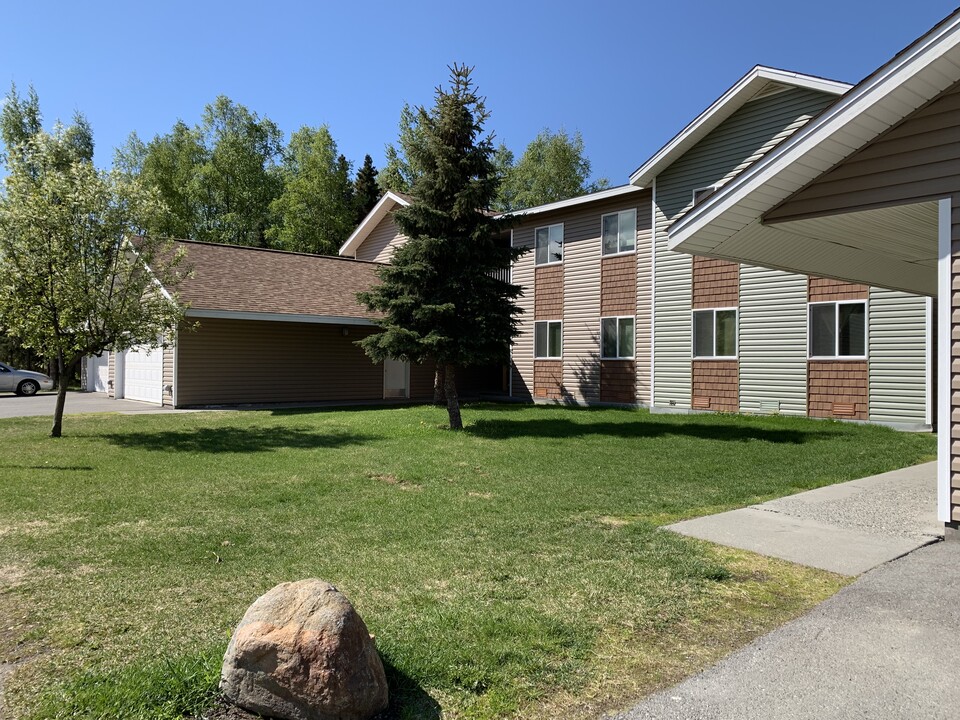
[0,391,186,418]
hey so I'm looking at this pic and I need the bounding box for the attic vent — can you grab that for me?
[692,396,711,410]
[692,186,718,206]
[832,402,857,417]
[759,400,781,414]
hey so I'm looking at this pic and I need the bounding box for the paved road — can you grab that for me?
[612,540,960,720]
[0,391,184,418]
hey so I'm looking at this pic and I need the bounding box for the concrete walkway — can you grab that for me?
[611,463,955,719]
[666,462,941,575]
[612,541,960,720]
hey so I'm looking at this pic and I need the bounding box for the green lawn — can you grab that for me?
[0,404,936,719]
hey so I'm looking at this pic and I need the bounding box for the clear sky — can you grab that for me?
[2,1,957,186]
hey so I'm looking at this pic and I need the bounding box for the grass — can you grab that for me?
[0,403,936,719]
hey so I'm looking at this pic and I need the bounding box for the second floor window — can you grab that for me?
[602,209,637,255]
[535,224,564,265]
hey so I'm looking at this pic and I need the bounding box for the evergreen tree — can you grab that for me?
[377,103,426,194]
[357,65,525,429]
[353,154,380,224]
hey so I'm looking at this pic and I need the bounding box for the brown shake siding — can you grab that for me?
[692,257,739,309]
[808,361,869,420]
[534,360,564,399]
[176,318,386,406]
[355,213,408,263]
[808,276,869,302]
[600,361,636,403]
[535,265,564,319]
[601,255,637,316]
[691,360,738,412]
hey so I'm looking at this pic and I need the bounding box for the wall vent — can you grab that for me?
[832,402,857,417]
[692,396,711,409]
[759,400,781,414]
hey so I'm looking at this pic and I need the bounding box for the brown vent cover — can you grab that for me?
[832,402,857,417]
[692,396,711,409]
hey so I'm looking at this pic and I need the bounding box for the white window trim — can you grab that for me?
[600,208,638,257]
[691,307,739,360]
[534,320,563,359]
[600,316,636,360]
[535,223,564,266]
[807,300,869,361]
[692,184,719,206]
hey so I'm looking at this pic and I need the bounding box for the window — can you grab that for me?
[534,321,562,358]
[692,308,737,358]
[809,301,866,358]
[602,209,637,255]
[535,224,564,265]
[601,317,635,359]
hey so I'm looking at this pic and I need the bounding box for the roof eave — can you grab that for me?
[338,191,410,257]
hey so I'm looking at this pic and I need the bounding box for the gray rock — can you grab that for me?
[220,579,388,720]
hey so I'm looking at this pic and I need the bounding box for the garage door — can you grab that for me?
[123,346,162,404]
[89,353,109,392]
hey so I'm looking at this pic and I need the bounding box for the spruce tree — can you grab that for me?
[357,65,524,429]
[353,154,380,224]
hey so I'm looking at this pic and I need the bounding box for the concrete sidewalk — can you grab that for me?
[666,462,941,575]
[612,541,960,720]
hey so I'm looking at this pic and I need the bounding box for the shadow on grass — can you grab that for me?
[0,464,94,471]
[380,658,442,720]
[467,416,837,444]
[101,426,380,453]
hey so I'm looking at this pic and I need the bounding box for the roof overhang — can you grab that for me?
[667,11,960,296]
[500,184,644,218]
[630,66,851,188]
[339,191,410,257]
[185,309,376,326]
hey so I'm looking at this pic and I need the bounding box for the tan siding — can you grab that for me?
[162,345,174,406]
[952,194,960,523]
[563,218,601,403]
[600,360,636,403]
[601,255,637,317]
[809,276,869,302]
[768,82,960,221]
[533,360,564,399]
[534,265,564,319]
[107,351,116,398]
[636,207,653,406]
[808,361,869,420]
[355,213,407,263]
[692,360,738,412]
[176,318,385,406]
[692,257,739,308]
[511,229,535,400]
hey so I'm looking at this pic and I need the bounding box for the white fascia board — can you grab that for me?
[186,309,376,326]
[629,66,851,189]
[667,12,960,254]
[338,191,410,257]
[501,184,644,219]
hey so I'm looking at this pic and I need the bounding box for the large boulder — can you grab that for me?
[220,579,388,720]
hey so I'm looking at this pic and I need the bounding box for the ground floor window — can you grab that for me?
[601,316,635,359]
[534,320,562,358]
[809,301,866,358]
[693,308,737,358]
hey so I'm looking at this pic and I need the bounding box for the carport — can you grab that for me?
[665,9,960,536]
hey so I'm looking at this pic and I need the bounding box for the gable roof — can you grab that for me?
[339,190,411,257]
[173,240,381,322]
[629,66,851,188]
[498,184,644,219]
[666,9,960,295]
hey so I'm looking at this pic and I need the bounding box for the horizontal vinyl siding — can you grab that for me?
[356,213,407,263]
[162,346,174,406]
[767,82,960,221]
[653,203,692,408]
[176,318,384,406]
[739,266,808,415]
[869,287,928,424]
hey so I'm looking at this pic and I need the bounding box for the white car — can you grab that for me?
[0,362,54,396]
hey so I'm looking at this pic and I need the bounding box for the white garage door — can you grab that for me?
[123,346,163,404]
[89,353,110,392]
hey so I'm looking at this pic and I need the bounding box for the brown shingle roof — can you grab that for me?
[171,241,381,320]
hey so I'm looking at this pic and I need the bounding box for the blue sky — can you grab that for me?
[2,1,957,185]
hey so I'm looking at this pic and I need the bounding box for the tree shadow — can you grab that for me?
[100,426,379,453]
[0,464,94,471]
[377,657,442,720]
[467,416,836,444]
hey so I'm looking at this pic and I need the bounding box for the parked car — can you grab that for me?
[0,362,54,396]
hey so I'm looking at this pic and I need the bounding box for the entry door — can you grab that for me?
[383,358,410,399]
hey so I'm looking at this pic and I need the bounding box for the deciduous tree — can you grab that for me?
[358,65,524,429]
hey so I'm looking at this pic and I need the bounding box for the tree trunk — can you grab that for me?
[433,364,446,405]
[443,364,463,430]
[51,352,69,438]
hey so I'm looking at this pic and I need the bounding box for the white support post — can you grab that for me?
[937,197,951,524]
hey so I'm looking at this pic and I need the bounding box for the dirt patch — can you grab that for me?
[467,491,494,500]
[366,473,422,492]
[597,516,632,528]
